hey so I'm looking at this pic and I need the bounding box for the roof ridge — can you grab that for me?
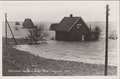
[80,17,90,32]
[68,17,81,32]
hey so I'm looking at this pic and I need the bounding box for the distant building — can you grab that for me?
[15,21,20,25]
[22,18,34,29]
[50,14,99,41]
[15,21,20,31]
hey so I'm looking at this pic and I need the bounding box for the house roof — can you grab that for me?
[49,23,59,30]
[56,17,80,32]
[22,18,34,28]
[50,16,90,32]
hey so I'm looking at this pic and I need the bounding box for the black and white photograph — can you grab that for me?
[0,0,119,78]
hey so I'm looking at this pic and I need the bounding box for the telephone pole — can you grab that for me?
[105,4,110,76]
[5,13,17,45]
[5,13,7,45]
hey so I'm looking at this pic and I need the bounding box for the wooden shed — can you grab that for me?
[50,14,93,41]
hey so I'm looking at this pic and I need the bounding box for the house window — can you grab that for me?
[77,24,81,29]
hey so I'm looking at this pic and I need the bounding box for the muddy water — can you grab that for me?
[15,39,118,66]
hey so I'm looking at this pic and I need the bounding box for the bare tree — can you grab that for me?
[28,24,48,44]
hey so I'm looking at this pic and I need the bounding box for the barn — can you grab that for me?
[50,14,99,41]
[22,18,34,29]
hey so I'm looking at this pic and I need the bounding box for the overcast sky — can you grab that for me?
[0,1,119,23]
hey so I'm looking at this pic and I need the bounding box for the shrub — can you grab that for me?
[94,26,101,35]
[15,21,20,25]
[27,24,48,44]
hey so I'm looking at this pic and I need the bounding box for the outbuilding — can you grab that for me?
[22,18,34,29]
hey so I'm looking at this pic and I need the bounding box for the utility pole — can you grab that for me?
[105,4,110,76]
[5,13,7,45]
[5,13,17,45]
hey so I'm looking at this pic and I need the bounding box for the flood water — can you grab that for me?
[3,22,118,66]
[15,39,118,66]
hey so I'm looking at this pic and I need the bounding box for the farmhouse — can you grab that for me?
[50,14,99,41]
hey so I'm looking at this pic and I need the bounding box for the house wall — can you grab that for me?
[56,31,68,41]
[68,19,90,41]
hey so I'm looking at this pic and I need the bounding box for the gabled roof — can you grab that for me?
[50,16,90,32]
[55,17,80,32]
[22,18,34,28]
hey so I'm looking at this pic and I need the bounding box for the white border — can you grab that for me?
[0,1,119,79]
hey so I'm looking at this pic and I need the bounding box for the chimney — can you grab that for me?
[70,14,73,17]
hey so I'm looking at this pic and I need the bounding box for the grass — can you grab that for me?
[2,37,117,76]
